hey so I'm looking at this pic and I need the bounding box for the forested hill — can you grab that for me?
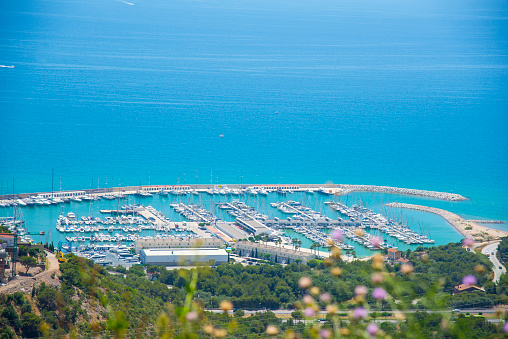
[0,242,506,338]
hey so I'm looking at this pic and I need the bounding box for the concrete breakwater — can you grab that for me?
[386,202,507,241]
[336,184,466,201]
[0,183,466,203]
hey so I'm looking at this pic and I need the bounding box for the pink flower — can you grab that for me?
[303,294,314,305]
[370,237,382,248]
[319,292,332,303]
[299,276,312,289]
[372,288,387,300]
[462,238,474,247]
[319,329,331,339]
[366,323,379,336]
[304,307,315,317]
[354,285,368,296]
[504,322,508,333]
[462,275,477,286]
[185,311,198,322]
[353,307,367,319]
[331,229,343,241]
[371,273,383,284]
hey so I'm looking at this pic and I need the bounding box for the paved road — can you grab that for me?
[205,308,500,316]
[481,242,506,283]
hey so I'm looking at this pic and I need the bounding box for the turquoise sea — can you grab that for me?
[0,0,507,247]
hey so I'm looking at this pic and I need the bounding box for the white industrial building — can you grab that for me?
[235,241,315,265]
[140,248,228,266]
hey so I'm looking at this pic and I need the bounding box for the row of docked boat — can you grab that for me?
[0,193,129,207]
[0,216,34,242]
[171,203,216,223]
[291,225,354,250]
[66,232,199,244]
[325,202,435,245]
[334,226,390,250]
[217,200,269,221]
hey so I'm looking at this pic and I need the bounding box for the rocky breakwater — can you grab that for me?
[386,202,507,241]
[336,184,467,201]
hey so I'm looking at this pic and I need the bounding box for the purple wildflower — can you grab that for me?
[462,275,477,286]
[319,329,331,339]
[462,238,474,247]
[372,287,387,300]
[353,307,368,319]
[366,323,379,336]
[304,307,315,317]
[320,292,332,303]
[504,322,508,333]
[331,229,343,241]
[370,237,382,248]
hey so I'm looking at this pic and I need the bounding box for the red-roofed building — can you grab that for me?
[387,248,401,261]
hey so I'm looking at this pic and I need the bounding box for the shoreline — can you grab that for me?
[386,202,507,241]
[0,183,467,202]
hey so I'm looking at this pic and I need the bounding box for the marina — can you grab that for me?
[0,185,476,258]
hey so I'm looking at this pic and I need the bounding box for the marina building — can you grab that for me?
[236,219,273,236]
[235,241,316,265]
[37,190,85,199]
[214,221,249,240]
[134,237,223,254]
[140,248,228,266]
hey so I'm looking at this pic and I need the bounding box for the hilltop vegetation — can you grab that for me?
[0,242,506,338]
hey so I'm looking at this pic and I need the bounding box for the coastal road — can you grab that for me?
[205,308,500,316]
[482,242,506,283]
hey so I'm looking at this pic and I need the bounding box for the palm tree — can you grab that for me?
[313,242,320,254]
[310,243,316,254]
[292,238,298,250]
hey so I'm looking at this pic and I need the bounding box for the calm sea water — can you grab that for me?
[0,0,507,229]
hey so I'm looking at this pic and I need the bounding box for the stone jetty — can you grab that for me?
[336,184,466,201]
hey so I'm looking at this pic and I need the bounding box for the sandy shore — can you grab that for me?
[333,184,466,201]
[386,202,507,241]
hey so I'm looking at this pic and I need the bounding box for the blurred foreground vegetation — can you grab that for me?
[0,241,507,338]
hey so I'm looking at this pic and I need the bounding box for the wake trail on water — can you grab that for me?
[116,0,134,5]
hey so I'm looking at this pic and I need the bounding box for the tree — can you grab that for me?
[37,251,47,264]
[20,256,37,274]
[28,247,39,257]
[21,313,41,338]
[291,310,303,320]
[310,243,316,254]
[37,283,59,311]
[18,246,29,257]
[234,309,245,317]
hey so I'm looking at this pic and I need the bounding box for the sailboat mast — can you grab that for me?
[51,168,54,199]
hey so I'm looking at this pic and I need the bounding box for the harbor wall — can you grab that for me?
[0,183,466,201]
